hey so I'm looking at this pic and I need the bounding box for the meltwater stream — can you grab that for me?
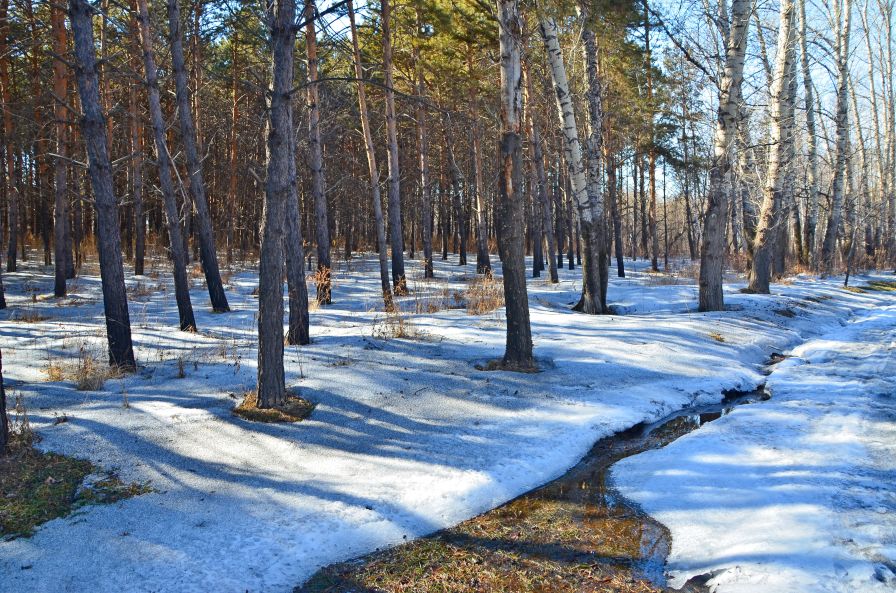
[301,387,770,593]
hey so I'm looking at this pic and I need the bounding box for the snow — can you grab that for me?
[613,291,896,593]
[1,254,893,592]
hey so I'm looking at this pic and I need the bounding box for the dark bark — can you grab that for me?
[304,0,332,304]
[497,0,534,369]
[69,0,135,370]
[135,0,196,332]
[382,0,406,294]
[167,0,230,312]
[257,0,296,407]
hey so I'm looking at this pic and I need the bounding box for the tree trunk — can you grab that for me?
[257,0,296,407]
[52,3,69,297]
[415,7,433,279]
[382,0,406,294]
[820,0,852,272]
[468,49,491,274]
[0,0,15,274]
[749,0,797,293]
[0,348,6,452]
[166,0,230,312]
[135,0,196,332]
[348,0,393,310]
[285,132,310,346]
[540,15,605,314]
[304,0,332,304]
[643,0,659,271]
[799,0,819,264]
[496,0,534,370]
[523,61,558,284]
[128,51,145,277]
[698,0,750,312]
[69,0,136,370]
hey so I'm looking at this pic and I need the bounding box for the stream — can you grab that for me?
[301,381,774,593]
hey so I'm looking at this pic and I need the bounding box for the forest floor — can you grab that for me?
[613,288,896,593]
[0,253,893,592]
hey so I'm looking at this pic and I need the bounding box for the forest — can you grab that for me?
[0,0,895,591]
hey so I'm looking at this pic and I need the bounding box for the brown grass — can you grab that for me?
[708,331,726,343]
[465,272,504,315]
[232,390,314,423]
[74,348,122,391]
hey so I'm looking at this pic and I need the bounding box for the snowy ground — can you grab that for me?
[614,292,896,592]
[0,252,893,592]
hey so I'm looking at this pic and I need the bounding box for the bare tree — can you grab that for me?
[134,0,196,331]
[698,0,751,311]
[382,0,407,294]
[69,0,135,370]
[540,15,605,314]
[304,0,332,304]
[347,0,393,311]
[257,0,297,407]
[749,0,797,293]
[166,0,230,312]
[821,0,853,271]
[497,0,534,369]
[52,2,69,297]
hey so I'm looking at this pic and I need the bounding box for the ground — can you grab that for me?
[613,292,896,593]
[0,253,893,593]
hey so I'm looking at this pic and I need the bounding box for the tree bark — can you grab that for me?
[415,7,434,279]
[134,0,196,332]
[698,0,750,311]
[348,0,393,310]
[540,15,605,314]
[468,48,491,274]
[382,0,407,294]
[257,0,297,407]
[0,0,16,273]
[749,0,797,293]
[799,0,819,264]
[0,348,6,452]
[52,3,70,297]
[820,0,852,272]
[69,0,136,370]
[304,0,332,304]
[166,0,230,312]
[496,0,534,370]
[523,61,558,284]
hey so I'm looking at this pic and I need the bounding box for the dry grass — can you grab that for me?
[372,311,425,340]
[464,272,504,315]
[864,279,896,292]
[10,308,50,323]
[708,331,726,343]
[232,390,314,423]
[74,348,122,391]
[301,489,661,593]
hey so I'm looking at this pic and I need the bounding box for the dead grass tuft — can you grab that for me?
[232,390,314,423]
[708,331,726,343]
[464,272,504,315]
[74,348,122,391]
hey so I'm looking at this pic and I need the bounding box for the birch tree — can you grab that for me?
[821,0,853,271]
[749,0,797,293]
[540,15,606,314]
[698,0,751,311]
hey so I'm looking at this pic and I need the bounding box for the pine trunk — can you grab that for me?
[497,0,534,369]
[305,0,332,304]
[166,0,230,312]
[382,0,406,294]
[135,0,196,331]
[69,0,136,370]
